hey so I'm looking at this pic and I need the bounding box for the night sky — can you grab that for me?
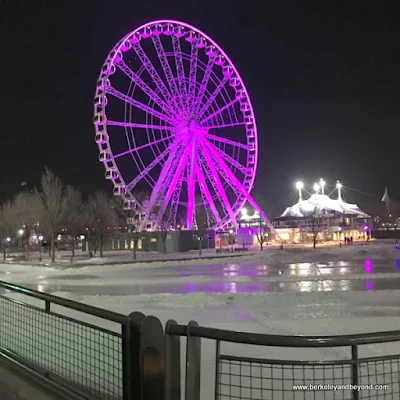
[1,0,399,216]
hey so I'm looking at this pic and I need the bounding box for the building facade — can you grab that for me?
[273,192,372,243]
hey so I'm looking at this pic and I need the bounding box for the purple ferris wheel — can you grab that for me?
[94,20,273,231]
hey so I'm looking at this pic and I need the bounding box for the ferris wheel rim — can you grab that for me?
[94,19,259,230]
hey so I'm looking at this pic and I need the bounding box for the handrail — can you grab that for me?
[0,280,129,324]
[166,323,400,347]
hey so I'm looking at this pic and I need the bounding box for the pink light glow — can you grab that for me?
[365,259,373,273]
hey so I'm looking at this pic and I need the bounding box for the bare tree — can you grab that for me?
[86,191,117,257]
[0,201,17,238]
[0,201,17,260]
[306,206,323,249]
[13,192,43,259]
[36,167,66,263]
[255,218,268,250]
[64,185,83,261]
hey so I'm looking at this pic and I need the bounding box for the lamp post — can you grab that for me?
[336,181,342,200]
[296,181,304,201]
[39,235,43,261]
[319,179,326,195]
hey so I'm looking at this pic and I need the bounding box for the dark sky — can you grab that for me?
[1,0,399,216]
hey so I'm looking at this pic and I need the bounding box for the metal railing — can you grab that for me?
[0,281,144,399]
[165,321,400,400]
[2,280,400,400]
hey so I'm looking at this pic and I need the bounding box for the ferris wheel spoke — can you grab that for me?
[126,146,170,190]
[193,57,215,116]
[116,60,177,117]
[113,136,173,159]
[106,86,175,124]
[204,133,250,150]
[197,76,229,120]
[156,141,193,223]
[186,138,198,230]
[187,43,199,112]
[106,120,175,130]
[195,164,221,224]
[206,121,247,129]
[132,43,181,114]
[151,35,184,110]
[200,98,240,125]
[205,141,247,174]
[198,141,237,226]
[205,141,276,233]
[172,35,187,100]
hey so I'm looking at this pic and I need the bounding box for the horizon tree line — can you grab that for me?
[0,167,133,262]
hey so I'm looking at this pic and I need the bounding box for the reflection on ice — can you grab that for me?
[12,259,400,297]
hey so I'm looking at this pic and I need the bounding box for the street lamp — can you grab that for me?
[295,181,304,201]
[38,235,44,261]
[319,178,326,195]
[313,183,320,194]
[336,180,342,200]
[18,229,24,236]
[6,237,11,242]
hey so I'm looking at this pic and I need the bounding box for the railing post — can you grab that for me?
[185,321,201,400]
[214,340,220,399]
[165,320,181,400]
[351,345,359,400]
[140,315,166,400]
[122,311,145,400]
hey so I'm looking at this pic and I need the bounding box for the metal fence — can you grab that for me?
[0,280,144,400]
[165,321,400,400]
[2,280,400,400]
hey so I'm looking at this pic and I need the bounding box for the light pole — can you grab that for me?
[296,181,304,201]
[336,181,342,200]
[39,235,43,261]
[319,179,326,195]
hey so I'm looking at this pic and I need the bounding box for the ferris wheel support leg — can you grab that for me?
[142,142,181,228]
[157,142,193,223]
[198,141,238,228]
[186,138,198,230]
[195,165,221,224]
[204,140,278,236]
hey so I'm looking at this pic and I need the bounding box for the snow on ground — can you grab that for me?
[5,239,400,268]
[1,239,400,398]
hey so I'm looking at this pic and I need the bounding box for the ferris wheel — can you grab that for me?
[94,19,273,231]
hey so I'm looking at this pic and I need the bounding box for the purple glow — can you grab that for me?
[364,259,373,273]
[364,225,369,231]
[94,20,276,230]
[365,280,374,291]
